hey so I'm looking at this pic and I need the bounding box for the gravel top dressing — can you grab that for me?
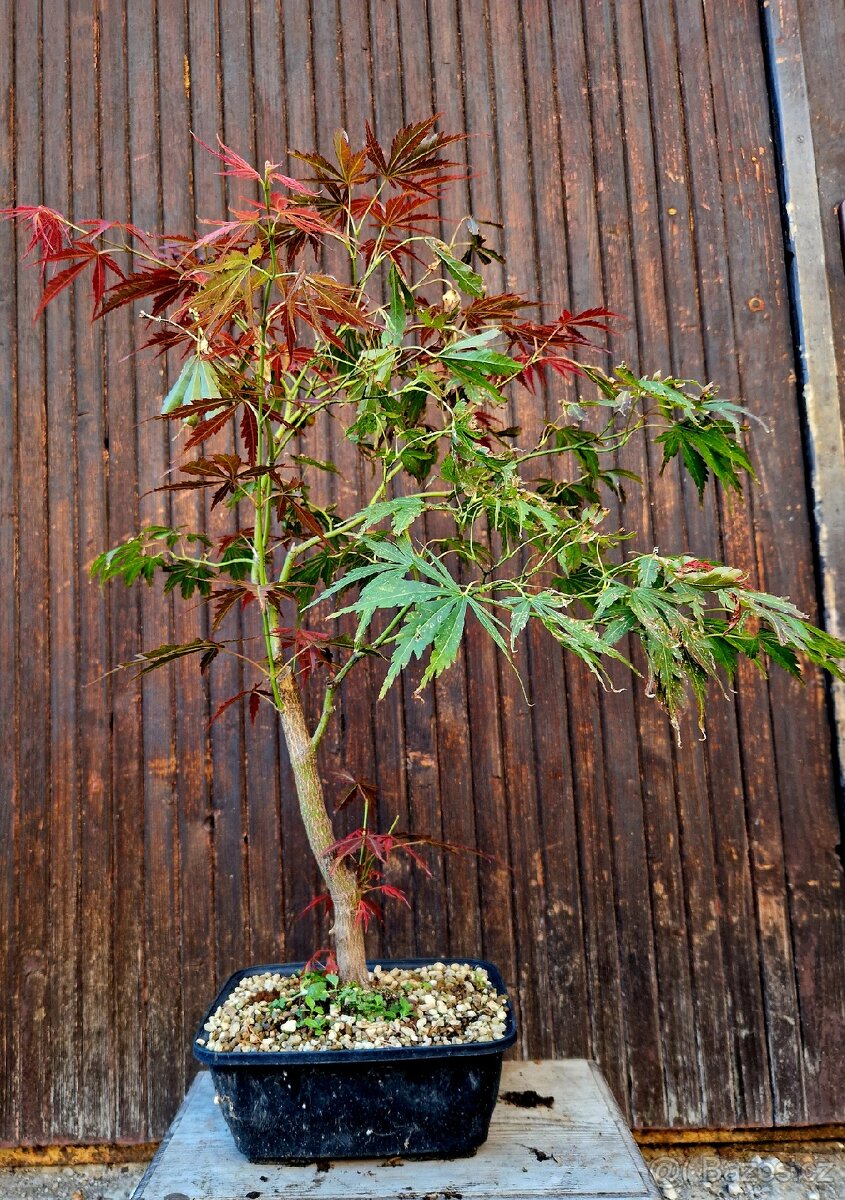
[199,961,510,1053]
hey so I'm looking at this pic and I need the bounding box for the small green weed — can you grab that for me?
[269,971,414,1035]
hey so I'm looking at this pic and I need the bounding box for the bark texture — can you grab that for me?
[276,666,369,985]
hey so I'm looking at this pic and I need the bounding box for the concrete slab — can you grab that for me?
[132,1059,660,1199]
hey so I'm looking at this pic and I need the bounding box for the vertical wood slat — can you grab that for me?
[126,0,184,1137]
[518,0,591,1063]
[0,0,18,1147]
[544,0,629,1108]
[276,0,323,963]
[97,0,147,1141]
[643,0,773,1126]
[616,0,736,1128]
[765,0,845,794]
[392,0,455,967]
[245,0,286,969]
[214,0,255,985]
[158,0,216,1093]
[70,1,115,1140]
[485,0,556,1063]
[703,0,845,1124]
[577,0,669,1125]
[420,0,485,964]
[1,0,844,1144]
[660,0,773,1127]
[183,0,247,992]
[44,0,80,1143]
[700,0,811,1124]
[14,0,52,1143]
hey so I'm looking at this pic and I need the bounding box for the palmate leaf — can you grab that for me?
[91,526,218,598]
[343,575,447,645]
[91,524,207,586]
[425,238,484,297]
[129,638,221,676]
[315,538,474,694]
[707,629,801,683]
[162,559,215,599]
[357,496,426,536]
[737,590,845,681]
[379,597,468,698]
[439,344,522,377]
[503,591,627,683]
[643,633,691,720]
[588,554,845,731]
[381,117,464,191]
[1,204,71,273]
[91,536,164,587]
[98,264,194,318]
[161,354,223,415]
[186,243,263,327]
[384,263,410,346]
[192,134,264,183]
[657,420,756,499]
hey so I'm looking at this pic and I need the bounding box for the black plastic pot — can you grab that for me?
[193,957,516,1163]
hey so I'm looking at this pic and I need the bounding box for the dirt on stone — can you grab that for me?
[643,1140,845,1200]
[0,1163,147,1200]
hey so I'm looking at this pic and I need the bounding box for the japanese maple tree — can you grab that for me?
[6,118,844,986]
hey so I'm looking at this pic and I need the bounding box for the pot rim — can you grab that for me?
[193,956,517,1067]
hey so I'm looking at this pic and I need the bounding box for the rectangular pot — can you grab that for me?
[192,957,517,1163]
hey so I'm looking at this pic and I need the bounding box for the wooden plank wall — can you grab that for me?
[1,0,844,1143]
[784,0,845,777]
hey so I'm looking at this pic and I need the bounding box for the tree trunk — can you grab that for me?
[275,665,369,986]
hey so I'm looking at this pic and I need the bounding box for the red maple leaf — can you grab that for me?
[192,134,263,183]
[1,205,71,276]
[271,626,335,685]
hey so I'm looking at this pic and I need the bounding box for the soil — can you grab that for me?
[199,961,510,1053]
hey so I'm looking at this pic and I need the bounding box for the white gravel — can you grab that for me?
[0,1163,147,1200]
[199,961,510,1053]
[643,1141,845,1200]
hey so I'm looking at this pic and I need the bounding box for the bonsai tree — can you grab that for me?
[5,118,844,987]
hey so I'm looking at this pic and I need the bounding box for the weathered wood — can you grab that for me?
[132,1061,660,1200]
[609,0,712,1126]
[633,0,737,1127]
[14,0,52,1143]
[213,0,258,991]
[126,0,185,1136]
[758,6,845,1119]
[669,0,774,1126]
[98,0,148,1140]
[762,0,845,785]
[516,0,592,1062]
[578,1,669,1126]
[0,0,18,1146]
[159,0,217,1099]
[405,0,486,963]
[795,0,845,412]
[1,0,844,1145]
[43,0,80,1144]
[706,0,845,1125]
[247,0,289,972]
[544,0,629,1108]
[70,1,113,1140]
[434,0,519,1004]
